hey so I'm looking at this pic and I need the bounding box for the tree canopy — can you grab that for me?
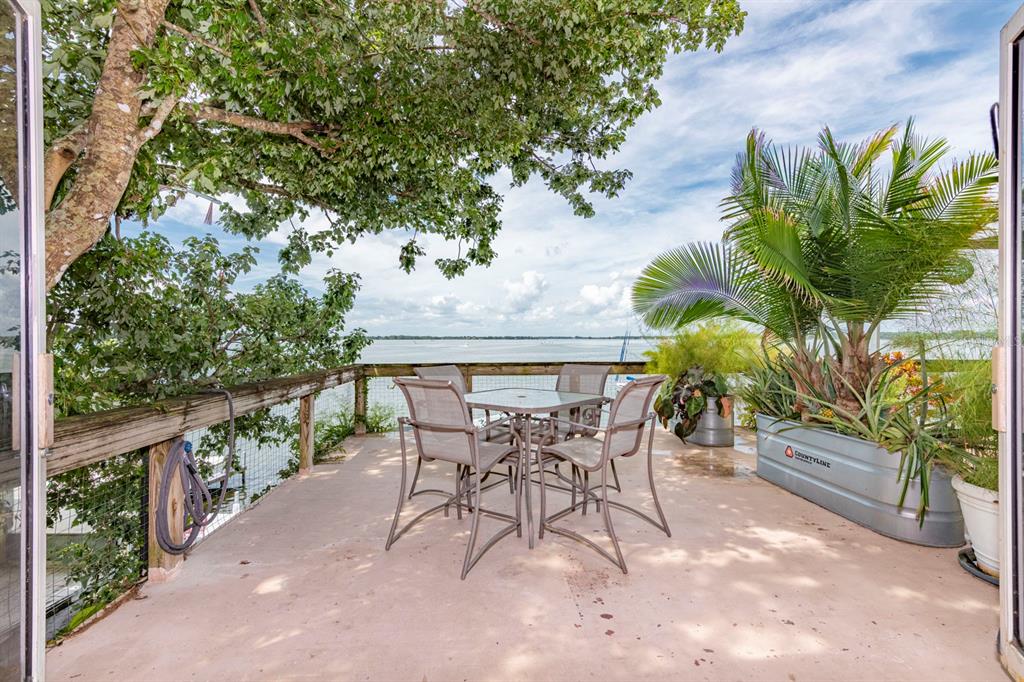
[44,0,745,288]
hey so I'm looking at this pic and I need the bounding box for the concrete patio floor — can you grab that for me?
[48,429,1003,681]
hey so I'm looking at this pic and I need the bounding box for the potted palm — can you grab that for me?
[632,120,996,547]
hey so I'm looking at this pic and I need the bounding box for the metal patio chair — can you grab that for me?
[535,364,621,492]
[536,374,670,574]
[410,365,515,498]
[386,377,522,579]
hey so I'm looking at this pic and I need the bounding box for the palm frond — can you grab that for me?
[632,242,771,331]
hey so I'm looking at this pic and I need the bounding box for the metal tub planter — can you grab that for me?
[755,414,964,547]
[689,397,735,447]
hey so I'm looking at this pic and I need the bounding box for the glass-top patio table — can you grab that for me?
[464,387,608,548]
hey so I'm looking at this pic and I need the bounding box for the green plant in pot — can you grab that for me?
[654,367,731,443]
[937,360,999,576]
[632,120,996,546]
[645,322,755,445]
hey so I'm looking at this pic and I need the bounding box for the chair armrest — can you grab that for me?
[547,415,609,434]
[406,417,477,434]
[548,412,655,434]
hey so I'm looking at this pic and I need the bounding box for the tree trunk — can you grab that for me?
[789,346,824,421]
[44,0,171,290]
[830,323,879,415]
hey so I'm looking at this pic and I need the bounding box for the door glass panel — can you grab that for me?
[0,2,19,678]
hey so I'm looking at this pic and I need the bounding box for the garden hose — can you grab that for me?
[958,546,999,587]
[155,388,236,555]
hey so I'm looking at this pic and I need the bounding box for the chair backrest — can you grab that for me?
[394,377,476,465]
[555,364,611,396]
[413,364,467,394]
[606,375,666,459]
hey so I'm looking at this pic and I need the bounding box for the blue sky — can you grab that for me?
[131,0,1016,336]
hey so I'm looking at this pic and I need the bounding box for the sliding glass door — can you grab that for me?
[1001,6,1024,679]
[0,1,44,679]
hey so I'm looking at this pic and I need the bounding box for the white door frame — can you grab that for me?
[9,0,45,678]
[999,5,1024,680]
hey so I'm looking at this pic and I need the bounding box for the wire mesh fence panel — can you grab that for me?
[0,475,19,647]
[366,376,410,419]
[45,451,147,640]
[184,398,301,545]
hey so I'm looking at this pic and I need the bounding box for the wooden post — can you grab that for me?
[299,393,315,474]
[147,439,184,580]
[354,373,368,436]
[463,368,473,393]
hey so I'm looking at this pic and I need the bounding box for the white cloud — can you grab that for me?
[502,271,548,314]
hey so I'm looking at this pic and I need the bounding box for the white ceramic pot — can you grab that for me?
[952,474,999,577]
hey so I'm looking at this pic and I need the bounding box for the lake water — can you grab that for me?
[360,338,657,364]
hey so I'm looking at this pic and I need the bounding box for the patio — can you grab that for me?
[46,428,1002,682]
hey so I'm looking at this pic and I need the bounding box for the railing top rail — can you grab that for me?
[49,365,361,476]
[47,361,648,476]
[360,361,646,377]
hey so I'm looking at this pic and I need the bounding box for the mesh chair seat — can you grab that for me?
[476,440,519,472]
[541,436,606,470]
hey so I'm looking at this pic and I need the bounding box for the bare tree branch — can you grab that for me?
[248,0,269,35]
[162,20,230,57]
[189,104,332,156]
[138,96,179,143]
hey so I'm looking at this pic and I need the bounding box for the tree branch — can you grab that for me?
[247,0,268,35]
[162,20,230,57]
[466,1,539,46]
[189,104,331,156]
[44,122,89,210]
[137,96,179,143]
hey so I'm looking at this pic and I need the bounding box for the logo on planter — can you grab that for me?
[784,445,832,469]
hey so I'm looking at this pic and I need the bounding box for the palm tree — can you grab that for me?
[632,120,996,416]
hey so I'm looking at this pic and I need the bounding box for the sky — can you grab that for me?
[131,0,1017,337]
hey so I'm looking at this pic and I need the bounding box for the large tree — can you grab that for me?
[43,0,745,289]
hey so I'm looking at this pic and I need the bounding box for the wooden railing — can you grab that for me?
[47,361,646,575]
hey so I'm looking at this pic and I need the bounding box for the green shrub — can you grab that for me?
[644,322,758,380]
[313,404,396,463]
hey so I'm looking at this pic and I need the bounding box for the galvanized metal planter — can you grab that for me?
[689,397,734,447]
[755,414,964,547]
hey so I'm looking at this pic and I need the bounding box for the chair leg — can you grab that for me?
[386,426,410,550]
[610,458,622,493]
[515,453,524,538]
[461,467,484,580]
[570,465,578,509]
[514,457,523,538]
[582,471,589,516]
[601,464,627,574]
[508,465,515,494]
[455,464,464,520]
[538,454,547,539]
[647,427,671,537]
[408,456,423,499]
